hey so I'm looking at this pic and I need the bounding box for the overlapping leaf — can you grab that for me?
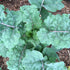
[0,41,8,57]
[44,14,70,31]
[6,47,25,70]
[0,5,6,20]
[45,62,67,70]
[28,0,64,12]
[22,50,43,70]
[20,5,42,32]
[43,46,59,62]
[1,28,20,49]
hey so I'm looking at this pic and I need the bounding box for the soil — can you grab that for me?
[57,48,70,66]
[0,0,70,70]
[0,0,30,11]
[52,0,70,14]
[0,0,70,14]
[0,56,9,70]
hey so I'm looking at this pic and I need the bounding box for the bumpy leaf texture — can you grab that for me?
[1,28,20,49]
[0,3,68,70]
[37,14,70,49]
[6,47,25,70]
[0,5,42,70]
[45,62,67,70]
[22,50,43,70]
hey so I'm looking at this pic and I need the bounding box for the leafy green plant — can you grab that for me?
[0,0,69,70]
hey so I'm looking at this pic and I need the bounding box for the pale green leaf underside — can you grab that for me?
[28,0,64,12]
